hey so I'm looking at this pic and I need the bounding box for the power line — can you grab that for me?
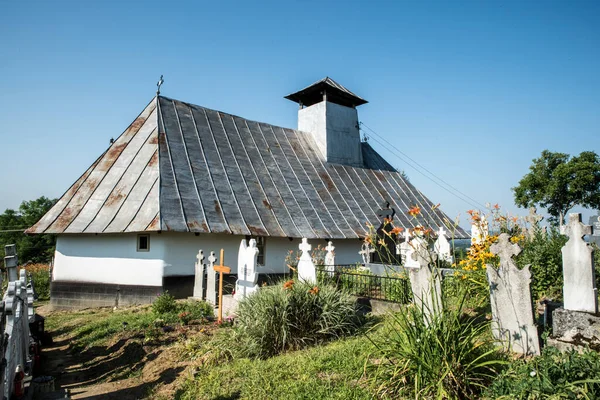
[0,229,27,233]
[359,121,488,210]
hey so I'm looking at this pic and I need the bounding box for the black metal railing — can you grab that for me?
[316,265,412,303]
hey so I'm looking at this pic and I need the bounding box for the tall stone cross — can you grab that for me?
[235,239,260,300]
[524,207,544,239]
[213,248,231,323]
[324,241,336,276]
[376,201,396,222]
[562,213,597,313]
[487,233,540,356]
[206,251,218,305]
[297,238,317,284]
[193,250,206,299]
[407,246,441,322]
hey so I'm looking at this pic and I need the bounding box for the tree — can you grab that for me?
[0,196,57,264]
[513,150,600,224]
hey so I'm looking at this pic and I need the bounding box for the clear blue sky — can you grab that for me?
[1,0,599,227]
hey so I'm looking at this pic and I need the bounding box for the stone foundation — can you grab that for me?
[50,281,162,309]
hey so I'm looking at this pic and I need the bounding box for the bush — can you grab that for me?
[516,227,567,301]
[235,280,365,358]
[21,263,51,301]
[486,346,600,399]
[152,291,178,315]
[371,293,505,399]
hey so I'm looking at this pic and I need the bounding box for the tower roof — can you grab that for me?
[284,77,368,108]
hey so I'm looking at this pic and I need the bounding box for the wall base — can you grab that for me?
[50,281,162,309]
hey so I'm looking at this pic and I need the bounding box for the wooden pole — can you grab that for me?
[218,248,224,322]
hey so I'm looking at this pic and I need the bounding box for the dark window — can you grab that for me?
[137,234,150,252]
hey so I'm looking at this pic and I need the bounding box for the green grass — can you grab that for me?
[175,334,376,400]
[45,306,156,351]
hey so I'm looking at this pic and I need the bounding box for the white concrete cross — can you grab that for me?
[324,241,336,276]
[524,207,544,239]
[562,213,597,313]
[487,233,540,356]
[235,239,260,300]
[297,238,317,284]
[206,251,218,305]
[433,227,453,263]
[359,242,375,264]
[193,250,206,299]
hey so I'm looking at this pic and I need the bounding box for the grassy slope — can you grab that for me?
[174,335,376,400]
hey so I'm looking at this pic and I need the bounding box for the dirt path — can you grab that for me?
[36,305,205,400]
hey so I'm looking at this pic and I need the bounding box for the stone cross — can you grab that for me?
[487,233,540,356]
[376,201,396,222]
[213,249,231,323]
[193,250,205,299]
[359,242,375,264]
[407,247,441,322]
[324,241,336,276]
[524,207,544,239]
[4,244,18,282]
[405,235,428,268]
[396,230,412,263]
[433,226,453,263]
[234,239,260,300]
[562,213,597,313]
[297,238,317,284]
[206,251,218,305]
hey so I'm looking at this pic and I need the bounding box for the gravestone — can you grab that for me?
[206,251,218,305]
[433,227,453,263]
[359,242,375,264]
[297,238,317,284]
[4,244,18,282]
[487,233,540,356]
[471,215,488,245]
[589,213,600,246]
[397,230,412,264]
[234,239,260,300]
[562,213,597,313]
[324,241,335,276]
[192,250,205,299]
[405,235,428,269]
[407,250,441,320]
[524,207,544,239]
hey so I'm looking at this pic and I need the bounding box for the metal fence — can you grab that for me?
[316,265,412,303]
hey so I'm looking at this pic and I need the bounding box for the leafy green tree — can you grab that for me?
[513,150,600,224]
[0,196,56,264]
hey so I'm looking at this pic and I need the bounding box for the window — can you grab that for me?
[247,236,266,265]
[137,234,150,252]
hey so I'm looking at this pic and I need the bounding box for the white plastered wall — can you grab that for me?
[54,233,364,284]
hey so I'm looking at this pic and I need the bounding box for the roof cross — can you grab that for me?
[156,75,164,95]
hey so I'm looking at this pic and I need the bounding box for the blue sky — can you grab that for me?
[1,0,599,227]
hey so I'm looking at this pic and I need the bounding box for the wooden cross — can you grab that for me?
[213,248,231,323]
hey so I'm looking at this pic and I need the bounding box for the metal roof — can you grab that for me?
[284,77,368,108]
[27,95,468,238]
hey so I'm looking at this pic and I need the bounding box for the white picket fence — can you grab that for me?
[2,244,35,400]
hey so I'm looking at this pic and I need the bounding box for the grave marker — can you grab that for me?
[433,226,453,263]
[589,213,600,246]
[234,239,260,300]
[524,207,543,239]
[193,250,205,299]
[487,233,540,356]
[214,249,231,323]
[359,242,374,264]
[324,241,335,276]
[206,251,218,305]
[407,249,441,321]
[297,238,317,284]
[562,213,597,313]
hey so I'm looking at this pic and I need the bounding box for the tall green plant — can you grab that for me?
[370,292,505,399]
[235,280,364,359]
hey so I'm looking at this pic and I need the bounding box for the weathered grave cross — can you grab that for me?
[490,234,521,261]
[213,249,230,323]
[524,207,544,238]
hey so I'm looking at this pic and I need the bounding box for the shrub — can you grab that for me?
[486,346,600,399]
[516,227,567,301]
[180,300,214,321]
[152,291,178,315]
[235,280,364,358]
[20,263,51,301]
[370,293,505,399]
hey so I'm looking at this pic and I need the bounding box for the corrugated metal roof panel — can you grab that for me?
[28,95,468,238]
